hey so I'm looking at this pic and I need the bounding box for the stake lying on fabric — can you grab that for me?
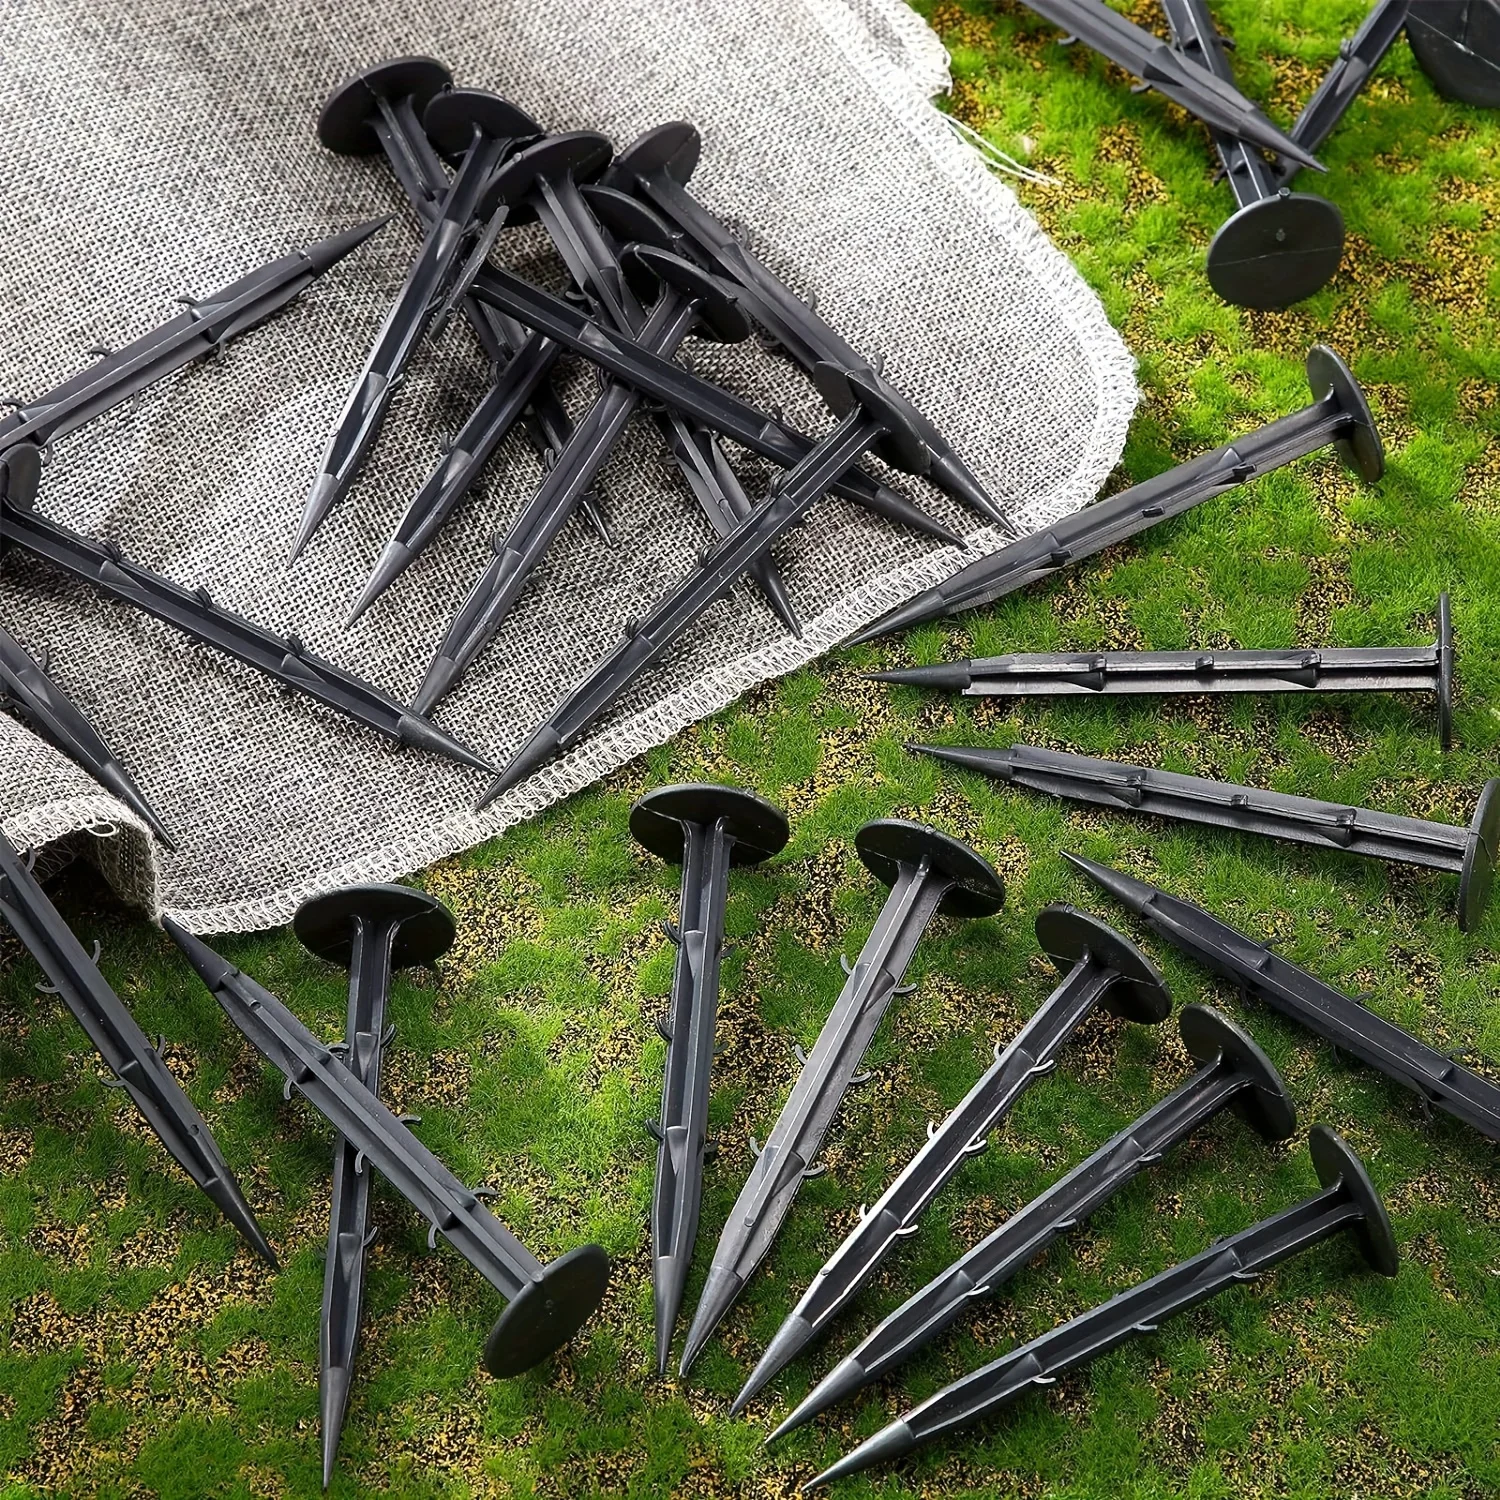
[1013,0,1325,170]
[0,832,271,1262]
[1066,852,1500,1142]
[805,1125,1398,1489]
[1160,0,1344,308]
[0,622,175,846]
[603,121,1007,528]
[678,820,1005,1376]
[871,593,1455,747]
[914,742,1500,932]
[291,87,542,561]
[163,920,611,1378]
[844,344,1382,643]
[774,1004,1295,1439]
[478,360,936,803]
[732,904,1171,1416]
[412,245,753,717]
[292,883,457,1489]
[631,785,790,1376]
[0,219,387,456]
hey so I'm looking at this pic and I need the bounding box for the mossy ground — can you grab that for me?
[3,2,1499,1495]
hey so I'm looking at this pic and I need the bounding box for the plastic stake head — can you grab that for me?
[1035,903,1171,1022]
[482,1243,614,1377]
[630,784,790,866]
[1306,344,1384,482]
[1458,778,1500,933]
[621,244,750,342]
[317,57,454,155]
[0,442,43,509]
[1406,1,1500,107]
[580,184,682,256]
[813,361,929,475]
[1437,592,1455,751]
[1207,193,1346,311]
[605,121,704,188]
[1308,1124,1399,1276]
[854,819,1006,917]
[421,88,544,160]
[478,131,615,225]
[1178,1003,1297,1140]
[294,883,457,969]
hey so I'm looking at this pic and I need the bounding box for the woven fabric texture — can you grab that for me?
[0,0,1136,931]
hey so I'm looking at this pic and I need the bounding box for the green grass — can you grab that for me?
[4,1,1500,1495]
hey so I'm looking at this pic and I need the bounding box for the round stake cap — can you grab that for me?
[854,819,1005,918]
[1459,777,1500,933]
[812,362,929,475]
[293,882,456,970]
[479,132,615,222]
[621,245,748,342]
[630,784,790,866]
[1179,1004,1296,1141]
[423,89,543,159]
[318,57,453,155]
[605,121,702,189]
[1206,193,1344,311]
[0,443,42,509]
[1407,4,1500,108]
[1306,344,1384,484]
[1437,593,1455,751]
[581,184,680,254]
[1034,904,1171,1023]
[483,1244,612,1378]
[1309,1124,1399,1277]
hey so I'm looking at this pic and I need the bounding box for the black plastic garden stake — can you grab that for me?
[845,345,1382,643]
[774,1004,1295,1438]
[0,457,493,776]
[292,883,457,1488]
[459,260,963,544]
[804,1126,1396,1488]
[292,88,541,560]
[603,122,1007,527]
[1161,0,1345,307]
[914,742,1500,931]
[631,785,790,1376]
[411,246,754,717]
[0,622,175,845]
[163,919,612,1378]
[732,905,1171,1415]
[1066,852,1500,1141]
[0,831,272,1261]
[677,820,1005,1376]
[1014,0,1325,169]
[1406,1,1500,108]
[476,361,935,802]
[871,594,1455,747]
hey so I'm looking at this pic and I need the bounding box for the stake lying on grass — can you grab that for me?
[291,87,542,561]
[0,832,272,1262]
[164,919,612,1377]
[0,622,175,846]
[478,360,938,803]
[871,594,1455,747]
[844,345,1383,643]
[731,904,1171,1416]
[631,785,790,1376]
[805,1125,1398,1489]
[1160,0,1344,308]
[603,121,1007,527]
[678,820,1005,1376]
[1066,852,1500,1142]
[291,883,458,1488]
[773,1004,1295,1438]
[1013,0,1325,170]
[913,742,1500,932]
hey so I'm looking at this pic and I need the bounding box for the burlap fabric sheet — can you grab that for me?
[0,0,1136,931]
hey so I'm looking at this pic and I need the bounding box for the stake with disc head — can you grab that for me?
[1160,0,1344,307]
[477,359,935,803]
[804,1125,1396,1489]
[871,594,1456,748]
[292,883,456,1488]
[603,121,1007,528]
[631,785,790,1376]
[0,832,272,1262]
[677,820,1004,1376]
[914,741,1500,932]
[1406,0,1500,108]
[846,344,1383,643]
[163,919,612,1378]
[1066,852,1500,1141]
[732,904,1171,1415]
[774,1004,1295,1438]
